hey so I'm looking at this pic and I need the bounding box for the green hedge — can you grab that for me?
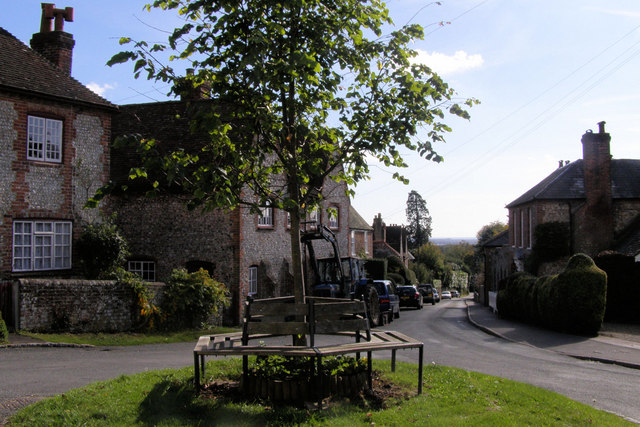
[364,258,387,280]
[0,311,8,344]
[497,254,607,335]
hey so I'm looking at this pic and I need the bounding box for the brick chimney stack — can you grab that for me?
[580,121,613,255]
[30,3,75,75]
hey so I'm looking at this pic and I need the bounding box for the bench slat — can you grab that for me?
[249,302,308,316]
[313,301,366,316]
[246,321,309,336]
[315,318,369,334]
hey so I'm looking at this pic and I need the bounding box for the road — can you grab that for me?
[388,298,640,423]
[2,298,640,423]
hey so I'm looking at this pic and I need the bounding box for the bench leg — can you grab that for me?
[316,356,323,410]
[194,353,200,391]
[391,349,397,372]
[418,346,424,395]
[200,354,206,378]
[242,355,248,389]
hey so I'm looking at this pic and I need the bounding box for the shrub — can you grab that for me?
[0,311,8,344]
[497,254,606,335]
[387,272,404,286]
[251,355,366,380]
[76,220,129,279]
[161,268,229,330]
[526,222,571,274]
[109,267,160,331]
[364,258,387,280]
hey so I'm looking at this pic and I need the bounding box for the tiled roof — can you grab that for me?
[349,206,372,231]
[482,229,509,248]
[506,159,640,208]
[0,27,114,109]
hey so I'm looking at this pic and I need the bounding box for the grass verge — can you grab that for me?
[17,327,238,346]
[7,359,632,426]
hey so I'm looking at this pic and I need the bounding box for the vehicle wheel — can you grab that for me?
[432,301,435,305]
[358,284,381,327]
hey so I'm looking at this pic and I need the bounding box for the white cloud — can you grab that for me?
[412,50,484,76]
[584,7,640,18]
[86,82,115,96]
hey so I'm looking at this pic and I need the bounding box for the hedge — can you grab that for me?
[497,254,607,335]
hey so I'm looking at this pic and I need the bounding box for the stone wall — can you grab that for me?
[15,279,163,332]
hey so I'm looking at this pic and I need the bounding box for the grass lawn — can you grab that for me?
[17,327,238,346]
[7,359,632,426]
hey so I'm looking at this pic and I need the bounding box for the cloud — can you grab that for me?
[86,82,115,96]
[412,50,484,75]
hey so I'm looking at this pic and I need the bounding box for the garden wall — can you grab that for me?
[15,279,164,332]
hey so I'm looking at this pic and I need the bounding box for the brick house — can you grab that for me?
[108,100,353,324]
[372,213,413,267]
[485,122,640,309]
[348,206,373,258]
[0,5,115,279]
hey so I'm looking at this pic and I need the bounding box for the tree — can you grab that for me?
[476,220,508,247]
[405,190,432,249]
[99,0,477,303]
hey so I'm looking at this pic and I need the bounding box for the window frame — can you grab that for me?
[27,115,63,163]
[12,220,72,272]
[127,260,156,282]
[248,266,258,295]
[257,202,274,228]
[328,206,339,230]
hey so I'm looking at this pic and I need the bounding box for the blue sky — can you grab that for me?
[5,1,640,238]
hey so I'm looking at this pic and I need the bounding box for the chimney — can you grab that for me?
[30,3,75,75]
[178,69,211,101]
[580,120,613,254]
[373,213,386,242]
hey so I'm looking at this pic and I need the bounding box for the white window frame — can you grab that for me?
[364,231,369,256]
[309,207,320,229]
[351,231,356,257]
[13,220,71,271]
[128,260,156,282]
[27,115,62,163]
[248,266,258,295]
[258,202,273,227]
[328,207,339,229]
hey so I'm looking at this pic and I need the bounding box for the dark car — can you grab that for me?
[397,285,423,309]
[418,284,436,305]
[433,288,440,303]
[373,280,400,323]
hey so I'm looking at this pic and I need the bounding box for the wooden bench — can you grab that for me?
[194,296,423,406]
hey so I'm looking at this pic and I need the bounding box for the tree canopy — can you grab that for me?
[405,190,432,249]
[101,0,478,301]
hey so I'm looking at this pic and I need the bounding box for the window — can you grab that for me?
[328,207,339,229]
[309,207,320,229]
[351,231,356,256]
[27,116,62,163]
[13,220,71,271]
[364,231,369,256]
[248,266,258,295]
[258,202,273,227]
[128,261,156,281]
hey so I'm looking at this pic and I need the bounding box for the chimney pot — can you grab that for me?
[31,4,75,75]
[598,121,606,134]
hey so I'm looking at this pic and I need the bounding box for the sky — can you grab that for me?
[4,1,640,238]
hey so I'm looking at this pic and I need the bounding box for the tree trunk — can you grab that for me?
[289,205,305,305]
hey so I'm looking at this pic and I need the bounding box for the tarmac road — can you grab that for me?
[2,297,640,424]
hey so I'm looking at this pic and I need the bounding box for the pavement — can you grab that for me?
[466,299,640,370]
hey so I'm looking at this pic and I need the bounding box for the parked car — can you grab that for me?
[451,290,460,298]
[418,284,436,305]
[397,285,423,309]
[372,280,400,323]
[441,290,452,299]
[433,288,440,303]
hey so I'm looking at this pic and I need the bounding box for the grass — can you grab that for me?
[17,327,238,346]
[7,359,632,426]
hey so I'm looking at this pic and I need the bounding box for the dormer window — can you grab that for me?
[27,115,62,163]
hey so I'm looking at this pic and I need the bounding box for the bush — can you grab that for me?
[526,222,571,274]
[0,311,8,344]
[161,268,229,330]
[364,258,387,280]
[497,254,606,335]
[387,272,404,286]
[109,268,160,331]
[76,220,129,279]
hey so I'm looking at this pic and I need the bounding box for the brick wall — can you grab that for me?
[0,92,111,277]
[15,279,164,332]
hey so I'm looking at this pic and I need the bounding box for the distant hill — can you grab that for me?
[430,237,477,246]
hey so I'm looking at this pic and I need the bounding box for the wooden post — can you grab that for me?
[418,345,424,395]
[193,352,200,390]
[391,349,396,372]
